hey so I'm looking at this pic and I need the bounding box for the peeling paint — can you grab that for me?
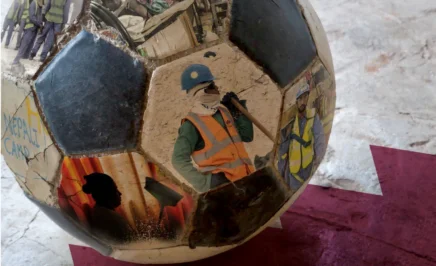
[1,80,56,201]
[24,145,61,206]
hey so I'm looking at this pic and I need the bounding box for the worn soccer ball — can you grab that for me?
[1,0,335,263]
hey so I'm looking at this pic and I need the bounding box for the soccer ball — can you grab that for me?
[1,0,335,263]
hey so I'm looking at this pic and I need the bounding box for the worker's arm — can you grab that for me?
[172,121,212,193]
[29,2,42,27]
[43,0,51,16]
[312,114,326,166]
[12,0,20,23]
[233,100,254,142]
[63,0,71,24]
[277,121,293,175]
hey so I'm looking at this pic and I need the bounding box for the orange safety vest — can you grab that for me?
[183,106,254,182]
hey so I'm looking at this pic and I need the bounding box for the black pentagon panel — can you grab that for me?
[35,30,146,155]
[229,0,317,87]
[188,166,288,247]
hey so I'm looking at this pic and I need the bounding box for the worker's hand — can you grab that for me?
[221,91,240,105]
[221,92,245,118]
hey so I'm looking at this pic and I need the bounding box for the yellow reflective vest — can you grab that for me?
[21,0,35,30]
[6,0,21,21]
[183,107,254,182]
[45,0,66,23]
[288,108,316,178]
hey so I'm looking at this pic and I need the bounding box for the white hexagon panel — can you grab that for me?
[1,77,59,205]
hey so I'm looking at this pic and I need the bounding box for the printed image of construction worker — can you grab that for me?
[29,0,71,62]
[12,0,44,66]
[278,84,326,190]
[172,64,255,193]
[1,0,23,49]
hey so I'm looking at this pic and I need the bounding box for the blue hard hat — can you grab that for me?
[296,84,310,99]
[181,64,215,93]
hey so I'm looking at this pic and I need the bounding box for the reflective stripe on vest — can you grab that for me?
[289,108,315,174]
[23,0,33,29]
[292,173,305,183]
[22,0,29,20]
[45,0,65,23]
[198,158,253,173]
[184,106,254,182]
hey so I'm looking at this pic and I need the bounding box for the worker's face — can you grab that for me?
[297,92,309,113]
[204,82,220,95]
[91,180,122,210]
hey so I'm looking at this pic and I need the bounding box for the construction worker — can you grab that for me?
[29,0,71,62]
[12,0,43,65]
[14,0,28,50]
[1,0,22,48]
[278,84,326,190]
[172,64,255,193]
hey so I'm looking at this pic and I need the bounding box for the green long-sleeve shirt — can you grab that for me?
[172,101,253,192]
